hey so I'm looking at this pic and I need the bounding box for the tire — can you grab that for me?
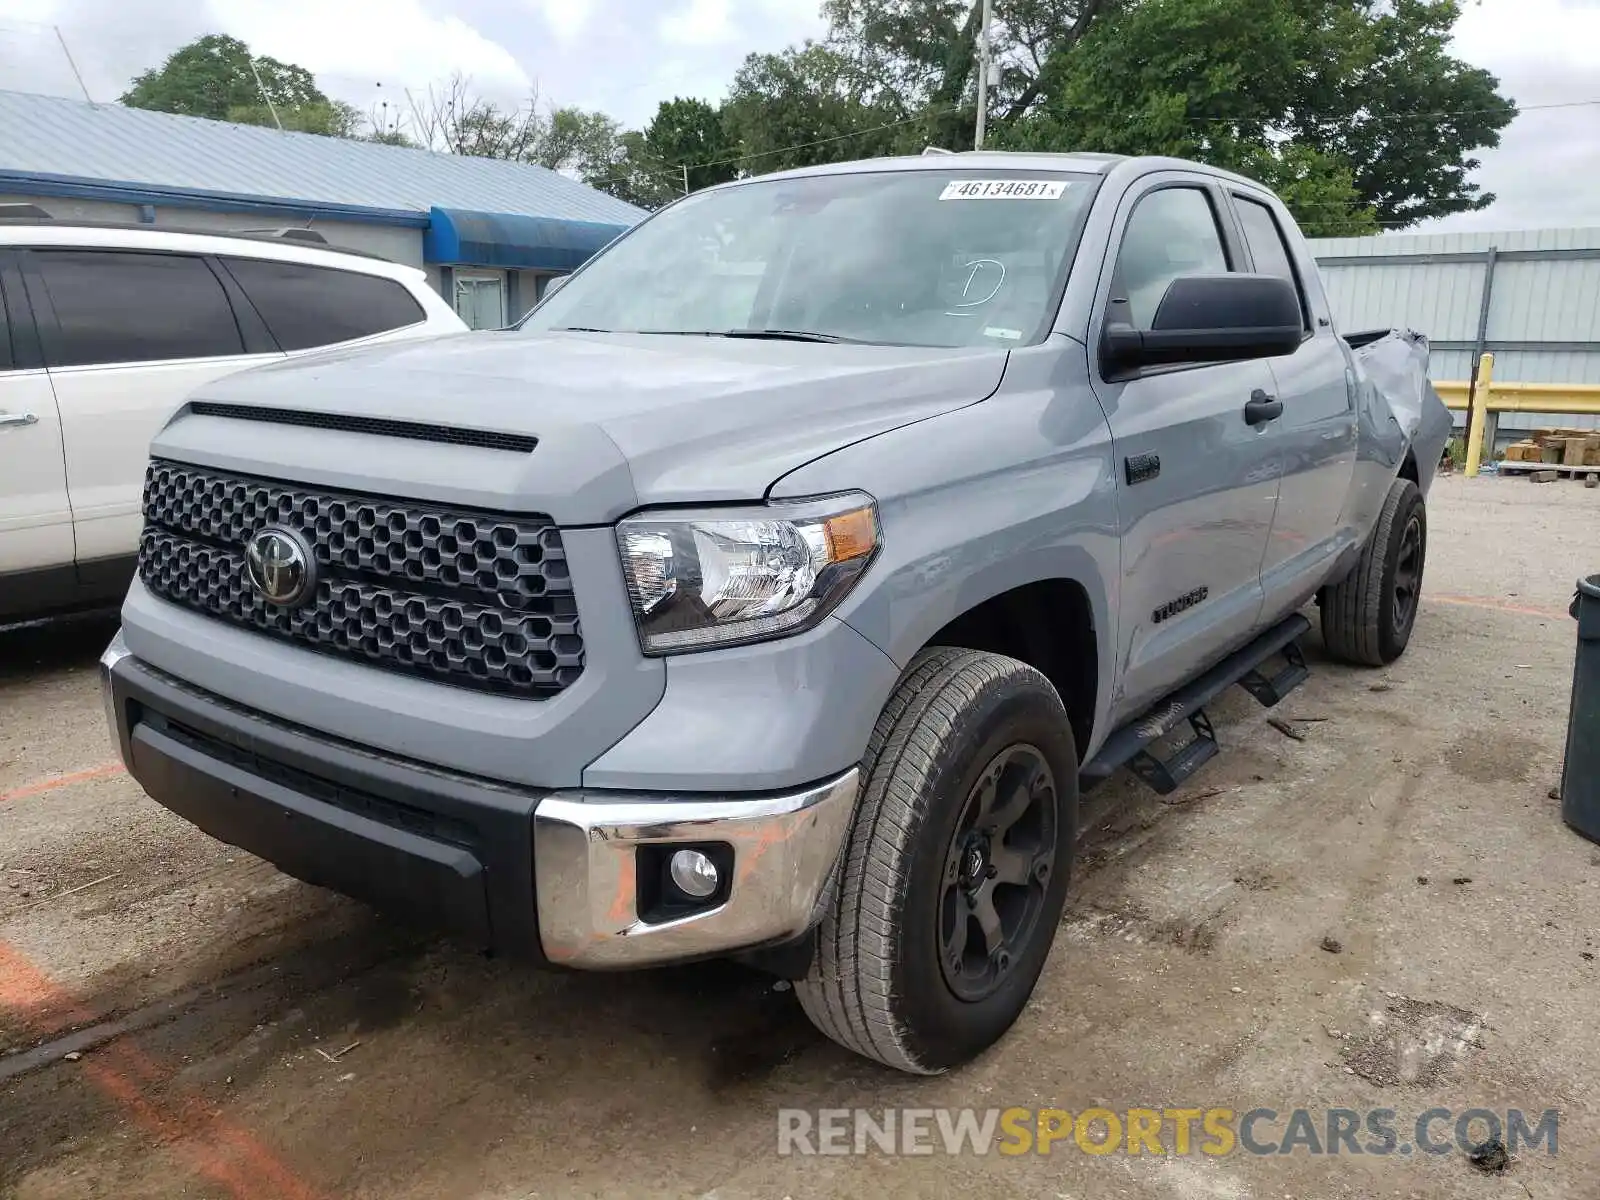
[797,647,1078,1074]
[1321,476,1427,666]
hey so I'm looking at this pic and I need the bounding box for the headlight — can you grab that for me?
[617,493,880,654]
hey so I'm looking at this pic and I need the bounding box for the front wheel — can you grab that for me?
[797,648,1078,1074]
[1321,476,1427,666]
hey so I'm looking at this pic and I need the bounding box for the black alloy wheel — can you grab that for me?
[937,744,1058,1002]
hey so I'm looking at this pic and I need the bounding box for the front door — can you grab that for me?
[1089,178,1284,723]
[0,255,72,586]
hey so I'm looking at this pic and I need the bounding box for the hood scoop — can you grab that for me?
[187,401,538,454]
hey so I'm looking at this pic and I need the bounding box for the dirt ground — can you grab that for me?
[2,471,1598,1199]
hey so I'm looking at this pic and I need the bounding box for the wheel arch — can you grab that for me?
[850,549,1114,763]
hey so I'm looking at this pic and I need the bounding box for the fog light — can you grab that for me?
[669,848,720,899]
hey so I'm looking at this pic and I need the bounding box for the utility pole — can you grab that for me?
[974,0,994,149]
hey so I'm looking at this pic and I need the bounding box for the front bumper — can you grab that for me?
[100,631,858,969]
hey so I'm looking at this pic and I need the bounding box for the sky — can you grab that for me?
[0,0,1595,234]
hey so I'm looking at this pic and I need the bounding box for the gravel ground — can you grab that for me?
[2,471,1598,1199]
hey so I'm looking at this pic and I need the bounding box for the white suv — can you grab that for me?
[0,213,465,622]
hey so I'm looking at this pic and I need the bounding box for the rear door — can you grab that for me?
[0,250,73,585]
[22,247,284,566]
[1225,189,1358,617]
[1089,175,1284,722]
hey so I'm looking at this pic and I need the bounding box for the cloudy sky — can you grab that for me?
[0,0,1594,233]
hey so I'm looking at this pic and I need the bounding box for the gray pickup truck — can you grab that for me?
[101,152,1451,1074]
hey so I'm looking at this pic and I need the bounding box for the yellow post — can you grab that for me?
[1464,352,1495,477]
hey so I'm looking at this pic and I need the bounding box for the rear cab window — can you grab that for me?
[220,257,426,351]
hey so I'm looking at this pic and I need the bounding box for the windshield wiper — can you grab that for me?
[719,328,862,344]
[635,328,871,344]
[553,325,614,333]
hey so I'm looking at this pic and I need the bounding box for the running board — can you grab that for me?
[1080,613,1311,795]
[1238,637,1307,708]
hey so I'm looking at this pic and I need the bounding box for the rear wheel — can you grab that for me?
[1321,476,1427,666]
[797,648,1078,1074]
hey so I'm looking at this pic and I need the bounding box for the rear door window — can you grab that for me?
[1233,196,1310,330]
[32,250,246,367]
[221,257,426,351]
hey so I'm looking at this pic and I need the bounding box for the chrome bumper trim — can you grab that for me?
[99,628,132,769]
[533,768,859,968]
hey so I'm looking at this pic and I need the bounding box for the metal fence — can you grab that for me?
[1308,228,1600,434]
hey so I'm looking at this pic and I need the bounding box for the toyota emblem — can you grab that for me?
[245,526,314,607]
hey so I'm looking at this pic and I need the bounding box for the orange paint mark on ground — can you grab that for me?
[1430,594,1569,622]
[0,762,125,804]
[0,939,325,1200]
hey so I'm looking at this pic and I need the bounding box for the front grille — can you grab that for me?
[138,460,584,698]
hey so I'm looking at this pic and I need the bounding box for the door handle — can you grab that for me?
[0,411,39,429]
[1243,390,1283,426]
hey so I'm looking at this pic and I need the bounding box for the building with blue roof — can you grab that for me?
[0,89,647,327]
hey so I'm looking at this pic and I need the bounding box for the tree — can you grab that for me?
[406,74,545,158]
[592,131,689,208]
[641,98,740,193]
[400,73,663,206]
[535,107,625,177]
[226,100,364,138]
[723,42,914,175]
[808,0,1512,229]
[1004,0,1375,232]
[121,34,326,122]
[1283,0,1515,225]
[821,0,1109,139]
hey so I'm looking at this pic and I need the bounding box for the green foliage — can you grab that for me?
[121,34,326,122]
[363,127,416,148]
[642,98,739,192]
[589,130,686,208]
[805,0,1512,230]
[723,42,914,175]
[225,100,365,139]
[1003,0,1380,233]
[1283,0,1516,225]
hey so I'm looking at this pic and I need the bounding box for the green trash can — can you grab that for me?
[1561,574,1600,842]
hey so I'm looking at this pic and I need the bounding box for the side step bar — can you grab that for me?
[1080,613,1311,795]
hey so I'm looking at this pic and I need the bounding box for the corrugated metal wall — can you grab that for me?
[1308,227,1600,433]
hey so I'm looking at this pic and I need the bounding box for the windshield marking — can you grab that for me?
[946,258,1006,317]
[938,179,1069,201]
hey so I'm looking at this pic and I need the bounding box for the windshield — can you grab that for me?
[520,169,1100,349]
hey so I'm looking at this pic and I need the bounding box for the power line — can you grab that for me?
[582,107,962,192]
[1176,98,1599,124]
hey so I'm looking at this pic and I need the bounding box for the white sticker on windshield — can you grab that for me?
[939,179,1067,201]
[984,326,1024,341]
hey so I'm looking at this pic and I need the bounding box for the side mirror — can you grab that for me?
[542,274,571,299]
[1103,274,1303,373]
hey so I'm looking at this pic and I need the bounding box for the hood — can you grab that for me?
[179,330,1008,521]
